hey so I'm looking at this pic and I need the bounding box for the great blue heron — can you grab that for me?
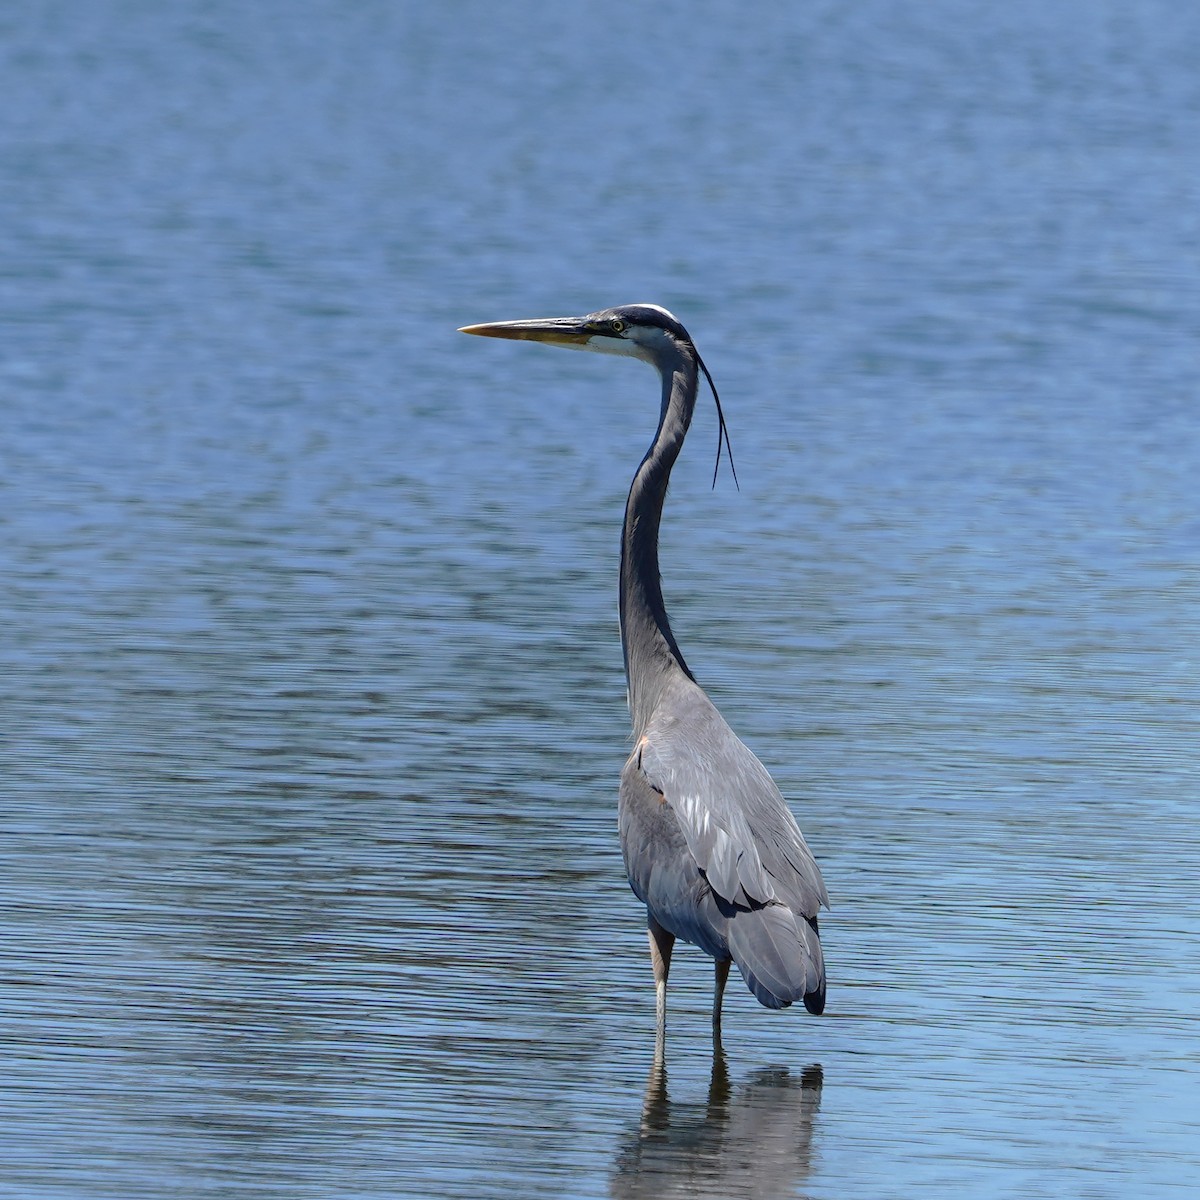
[460,304,828,1051]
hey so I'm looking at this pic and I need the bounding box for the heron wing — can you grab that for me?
[634,681,829,917]
[617,758,731,962]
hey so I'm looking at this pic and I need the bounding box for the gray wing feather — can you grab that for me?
[618,760,731,961]
[727,903,825,1010]
[636,681,829,917]
[672,790,767,904]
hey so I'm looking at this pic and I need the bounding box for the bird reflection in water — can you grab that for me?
[610,1051,824,1199]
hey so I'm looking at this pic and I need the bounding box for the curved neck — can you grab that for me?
[620,346,699,735]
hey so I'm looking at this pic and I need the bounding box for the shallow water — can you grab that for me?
[3,2,1199,1196]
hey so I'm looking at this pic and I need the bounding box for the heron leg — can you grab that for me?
[712,957,731,1049]
[647,916,674,1058]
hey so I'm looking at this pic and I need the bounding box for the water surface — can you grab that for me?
[3,2,1199,1196]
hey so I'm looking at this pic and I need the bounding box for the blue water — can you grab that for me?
[3,2,1199,1196]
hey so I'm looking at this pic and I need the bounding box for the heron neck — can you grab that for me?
[621,349,698,736]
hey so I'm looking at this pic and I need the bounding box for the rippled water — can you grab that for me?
[3,2,1199,1196]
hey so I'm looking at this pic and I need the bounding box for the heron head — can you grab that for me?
[460,303,737,487]
[459,303,691,366]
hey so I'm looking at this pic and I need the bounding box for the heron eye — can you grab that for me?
[611,319,626,334]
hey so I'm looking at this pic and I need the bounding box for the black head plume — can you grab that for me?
[695,349,738,491]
